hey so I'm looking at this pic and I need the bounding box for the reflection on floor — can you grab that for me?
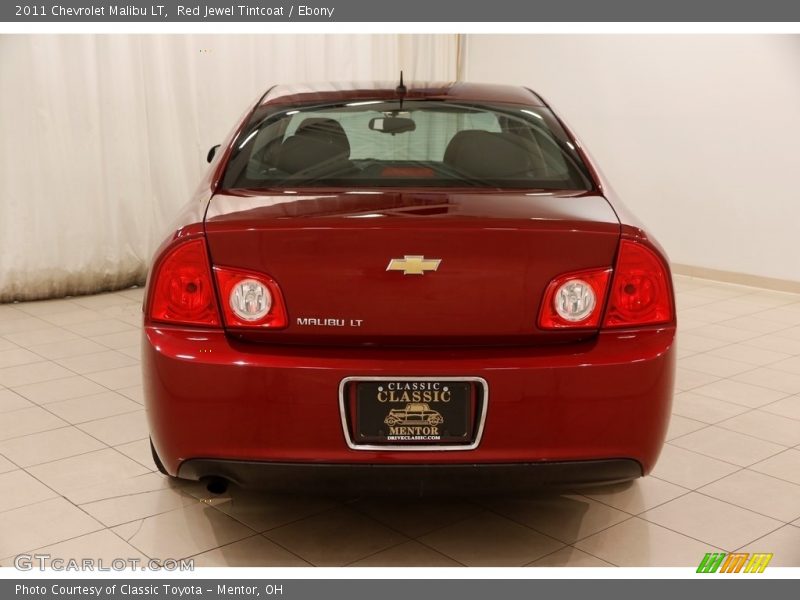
[0,275,799,567]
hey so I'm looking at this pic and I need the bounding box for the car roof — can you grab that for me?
[258,81,546,108]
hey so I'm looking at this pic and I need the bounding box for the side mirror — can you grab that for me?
[207,144,221,163]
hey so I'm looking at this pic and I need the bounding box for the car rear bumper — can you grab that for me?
[143,325,675,485]
[177,458,643,494]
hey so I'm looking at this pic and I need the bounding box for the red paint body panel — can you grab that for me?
[142,82,677,487]
[204,191,621,345]
[145,326,675,475]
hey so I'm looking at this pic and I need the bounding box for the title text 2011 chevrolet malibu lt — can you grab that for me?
[143,81,676,493]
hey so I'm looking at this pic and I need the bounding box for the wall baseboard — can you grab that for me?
[672,263,800,294]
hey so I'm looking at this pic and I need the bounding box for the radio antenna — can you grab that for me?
[396,70,407,110]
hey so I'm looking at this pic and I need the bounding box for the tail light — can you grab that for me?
[148,238,221,327]
[214,267,288,329]
[538,268,611,329]
[603,240,673,328]
[538,239,673,330]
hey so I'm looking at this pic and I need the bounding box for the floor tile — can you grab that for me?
[89,330,141,350]
[118,345,141,359]
[117,288,145,302]
[56,350,138,375]
[679,354,755,378]
[690,324,758,344]
[191,535,310,567]
[77,410,148,445]
[641,492,782,551]
[581,477,689,515]
[65,319,136,338]
[4,327,79,348]
[114,503,253,560]
[665,415,707,440]
[0,317,54,336]
[0,361,74,387]
[41,309,104,327]
[650,444,739,489]
[732,368,800,395]
[417,511,563,567]
[27,449,150,503]
[671,391,748,424]
[351,496,479,538]
[529,546,613,567]
[265,507,408,567]
[674,368,720,391]
[771,356,800,376]
[761,395,800,421]
[189,487,339,533]
[691,378,788,408]
[114,439,155,469]
[0,497,103,558]
[71,293,137,311]
[482,493,629,543]
[750,449,800,485]
[68,471,182,506]
[575,517,716,567]
[23,529,148,563]
[738,525,800,564]
[759,307,800,325]
[676,333,729,353]
[47,391,141,424]
[348,540,461,567]
[0,388,33,413]
[0,469,58,513]
[0,426,105,467]
[118,385,144,404]
[13,298,81,317]
[81,487,196,527]
[699,469,800,522]
[0,348,43,369]
[0,406,68,441]
[777,324,800,341]
[28,338,108,360]
[0,454,16,474]
[718,410,800,446]
[706,343,791,367]
[669,426,785,467]
[85,365,141,389]
[0,338,17,352]
[11,375,108,405]
[745,334,800,356]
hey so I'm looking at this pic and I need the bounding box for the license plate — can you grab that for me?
[354,380,474,445]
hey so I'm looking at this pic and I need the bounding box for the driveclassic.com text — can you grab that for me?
[15,585,284,597]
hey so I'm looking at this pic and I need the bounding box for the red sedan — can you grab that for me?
[143,81,676,493]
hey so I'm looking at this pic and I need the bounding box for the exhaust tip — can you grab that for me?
[205,477,228,495]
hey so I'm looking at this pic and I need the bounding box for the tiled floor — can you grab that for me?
[0,276,799,568]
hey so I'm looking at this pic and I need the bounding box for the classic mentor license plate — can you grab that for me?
[355,380,473,445]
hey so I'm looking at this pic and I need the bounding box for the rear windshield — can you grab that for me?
[221,100,593,190]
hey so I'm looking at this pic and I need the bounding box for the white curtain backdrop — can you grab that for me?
[0,34,459,301]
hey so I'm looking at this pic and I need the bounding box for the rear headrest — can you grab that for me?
[443,130,531,178]
[295,118,350,155]
[276,118,351,174]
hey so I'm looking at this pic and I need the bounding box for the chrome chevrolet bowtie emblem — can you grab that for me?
[386,255,442,275]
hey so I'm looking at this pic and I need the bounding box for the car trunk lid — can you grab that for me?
[204,190,620,346]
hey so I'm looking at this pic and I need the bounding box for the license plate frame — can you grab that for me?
[339,376,489,451]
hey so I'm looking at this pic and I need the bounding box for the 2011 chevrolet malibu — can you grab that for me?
[143,81,676,493]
